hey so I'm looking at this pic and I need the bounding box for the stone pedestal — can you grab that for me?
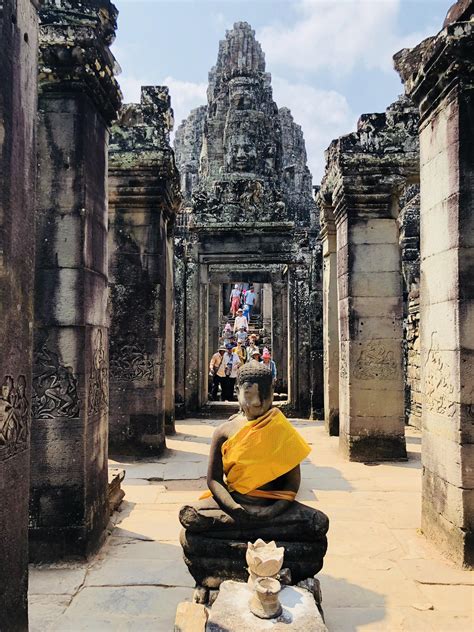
[0,1,39,627]
[319,97,419,461]
[395,5,474,566]
[205,581,328,632]
[108,86,181,455]
[320,210,339,435]
[30,0,121,562]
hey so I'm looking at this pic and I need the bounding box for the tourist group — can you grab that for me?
[209,284,277,401]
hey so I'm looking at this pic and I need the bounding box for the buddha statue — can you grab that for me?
[179,362,329,592]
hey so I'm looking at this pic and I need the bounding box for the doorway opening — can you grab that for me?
[206,279,289,407]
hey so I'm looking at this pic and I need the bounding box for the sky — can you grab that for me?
[112,0,453,183]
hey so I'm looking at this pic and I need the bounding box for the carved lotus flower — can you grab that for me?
[246,539,285,578]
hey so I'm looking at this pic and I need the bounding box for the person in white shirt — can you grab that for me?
[233,308,248,333]
[216,343,241,401]
[209,346,226,400]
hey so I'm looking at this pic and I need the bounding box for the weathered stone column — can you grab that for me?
[271,278,289,395]
[395,1,474,566]
[289,264,312,415]
[108,86,181,455]
[164,225,177,434]
[319,204,339,435]
[30,0,121,561]
[320,98,419,461]
[0,1,38,627]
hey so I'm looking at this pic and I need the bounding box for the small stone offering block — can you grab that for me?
[206,580,328,631]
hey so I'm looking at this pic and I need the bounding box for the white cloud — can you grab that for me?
[259,0,434,75]
[272,76,357,182]
[117,73,207,133]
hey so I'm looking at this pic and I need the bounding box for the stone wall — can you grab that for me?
[319,96,420,461]
[174,22,321,415]
[395,0,474,566]
[108,86,181,454]
[0,1,39,627]
[30,0,121,562]
[399,184,421,429]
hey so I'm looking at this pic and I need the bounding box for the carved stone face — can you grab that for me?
[226,133,257,172]
[238,381,273,420]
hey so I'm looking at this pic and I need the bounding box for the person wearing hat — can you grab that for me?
[261,347,277,385]
[216,342,241,401]
[249,348,261,364]
[233,308,248,333]
[233,339,247,366]
[230,284,241,318]
[209,345,226,401]
[247,336,260,362]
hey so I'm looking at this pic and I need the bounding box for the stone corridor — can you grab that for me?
[29,418,473,631]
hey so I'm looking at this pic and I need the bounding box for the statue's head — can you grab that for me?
[237,362,273,420]
[226,132,257,172]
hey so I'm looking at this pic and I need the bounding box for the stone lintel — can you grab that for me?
[191,221,295,233]
[394,20,474,122]
[39,0,122,125]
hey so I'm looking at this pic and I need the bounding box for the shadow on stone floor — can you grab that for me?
[320,575,386,631]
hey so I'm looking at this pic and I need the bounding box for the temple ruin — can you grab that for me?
[174,22,322,418]
[0,1,473,630]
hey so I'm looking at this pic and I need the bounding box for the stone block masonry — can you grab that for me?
[29,0,121,562]
[395,0,474,567]
[108,86,181,455]
[0,2,39,627]
[319,97,420,462]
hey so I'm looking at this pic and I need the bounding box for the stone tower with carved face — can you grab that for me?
[174,22,322,417]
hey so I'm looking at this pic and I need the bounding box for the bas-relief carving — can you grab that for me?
[240,180,263,210]
[425,332,456,418]
[110,333,156,382]
[354,342,398,380]
[33,345,80,419]
[0,375,29,460]
[88,329,108,417]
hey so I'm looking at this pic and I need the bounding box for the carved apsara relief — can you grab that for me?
[425,332,456,418]
[354,342,398,380]
[88,329,108,417]
[33,345,80,419]
[0,375,29,460]
[110,333,156,382]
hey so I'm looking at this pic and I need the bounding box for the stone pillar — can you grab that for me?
[320,97,419,461]
[0,1,38,628]
[395,3,474,565]
[272,278,288,395]
[164,226,177,435]
[30,0,121,561]
[108,86,181,455]
[208,281,221,361]
[289,265,312,415]
[174,235,186,418]
[184,242,200,411]
[320,206,339,435]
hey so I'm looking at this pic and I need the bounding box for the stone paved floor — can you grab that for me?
[29,419,474,631]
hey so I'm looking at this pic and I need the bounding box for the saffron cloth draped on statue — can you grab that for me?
[200,408,311,501]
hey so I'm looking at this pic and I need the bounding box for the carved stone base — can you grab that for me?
[340,432,407,462]
[179,499,328,589]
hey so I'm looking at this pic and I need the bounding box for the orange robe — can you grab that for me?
[201,407,311,501]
